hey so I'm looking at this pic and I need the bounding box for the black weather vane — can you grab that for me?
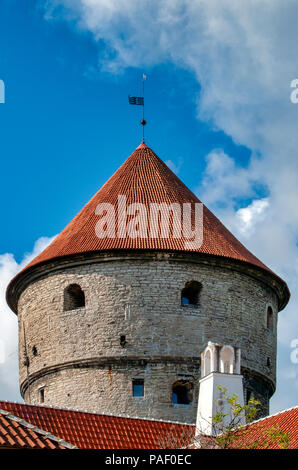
[128,73,147,142]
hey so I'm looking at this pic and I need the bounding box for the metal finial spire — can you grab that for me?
[128,73,147,143]
[141,73,147,142]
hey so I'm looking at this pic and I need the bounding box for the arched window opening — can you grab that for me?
[172,381,193,405]
[181,281,202,307]
[267,306,273,331]
[220,346,234,374]
[64,284,85,311]
[204,349,211,376]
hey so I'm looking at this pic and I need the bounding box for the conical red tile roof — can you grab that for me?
[7,142,290,310]
[22,142,269,270]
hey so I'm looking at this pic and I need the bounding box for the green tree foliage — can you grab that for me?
[157,386,291,449]
[213,386,291,449]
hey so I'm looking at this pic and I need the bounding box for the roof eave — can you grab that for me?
[6,248,290,315]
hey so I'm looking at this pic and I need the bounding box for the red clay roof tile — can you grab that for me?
[0,407,75,449]
[0,401,192,449]
[231,407,298,449]
[0,401,297,449]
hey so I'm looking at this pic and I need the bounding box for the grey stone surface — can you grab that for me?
[17,252,279,423]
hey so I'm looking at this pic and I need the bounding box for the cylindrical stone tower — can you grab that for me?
[6,142,290,424]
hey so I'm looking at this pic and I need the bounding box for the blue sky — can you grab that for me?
[0,0,252,261]
[1,0,298,416]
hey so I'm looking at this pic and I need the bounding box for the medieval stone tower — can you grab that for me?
[6,142,290,424]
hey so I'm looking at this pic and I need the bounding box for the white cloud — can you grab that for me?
[41,0,298,413]
[236,199,270,237]
[199,151,270,235]
[0,236,56,402]
[200,152,298,413]
[165,158,182,175]
[198,149,257,209]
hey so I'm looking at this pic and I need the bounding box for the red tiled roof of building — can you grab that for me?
[0,401,193,449]
[0,407,75,449]
[0,401,297,449]
[232,406,298,449]
[6,142,290,312]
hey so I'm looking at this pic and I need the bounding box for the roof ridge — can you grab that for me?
[245,404,298,428]
[144,146,199,204]
[0,407,77,449]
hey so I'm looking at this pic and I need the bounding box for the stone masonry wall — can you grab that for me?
[18,253,279,423]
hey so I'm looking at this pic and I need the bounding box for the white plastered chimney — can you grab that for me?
[196,342,245,437]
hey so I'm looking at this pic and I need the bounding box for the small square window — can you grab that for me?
[132,380,144,397]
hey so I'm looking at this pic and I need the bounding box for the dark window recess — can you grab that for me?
[172,381,193,405]
[23,356,29,367]
[39,388,45,404]
[32,346,37,357]
[120,335,127,348]
[267,357,271,367]
[246,389,252,404]
[63,284,85,311]
[181,281,202,306]
[133,380,144,397]
[266,306,273,331]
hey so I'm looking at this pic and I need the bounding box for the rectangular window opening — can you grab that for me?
[132,379,144,397]
[39,387,45,404]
